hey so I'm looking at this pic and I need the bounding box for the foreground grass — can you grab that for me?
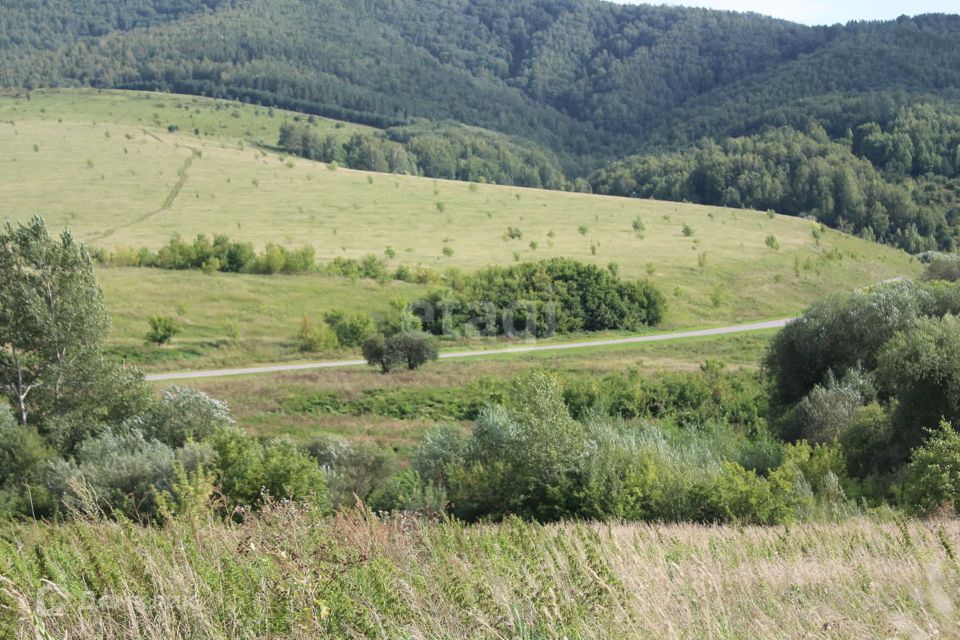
[2,506,958,639]
[1,90,920,340]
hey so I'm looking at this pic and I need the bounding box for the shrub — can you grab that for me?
[682,223,695,237]
[839,403,895,478]
[378,299,423,336]
[765,280,927,407]
[412,424,468,486]
[367,468,447,515]
[0,407,48,483]
[146,316,181,345]
[710,462,790,525]
[903,422,960,515]
[250,243,315,275]
[362,332,439,373]
[925,256,960,282]
[361,335,399,373]
[768,441,847,512]
[297,316,339,352]
[795,369,872,444]
[324,309,377,347]
[765,234,780,250]
[103,233,268,273]
[397,369,860,524]
[876,314,960,455]
[389,332,439,371]
[303,435,397,506]
[447,372,587,520]
[0,405,55,515]
[44,428,178,520]
[123,387,232,449]
[210,429,329,510]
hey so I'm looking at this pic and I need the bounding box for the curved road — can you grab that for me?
[145,318,792,382]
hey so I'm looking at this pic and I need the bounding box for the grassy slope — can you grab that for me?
[98,268,428,368]
[1,91,920,355]
[3,508,958,639]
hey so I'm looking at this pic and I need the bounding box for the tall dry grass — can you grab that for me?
[2,505,959,639]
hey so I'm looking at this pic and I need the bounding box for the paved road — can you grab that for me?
[145,318,792,382]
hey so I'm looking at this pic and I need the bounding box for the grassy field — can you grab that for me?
[0,90,921,370]
[98,267,428,369]
[185,331,774,449]
[3,507,957,639]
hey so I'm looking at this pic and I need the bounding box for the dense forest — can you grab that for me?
[592,104,960,251]
[4,1,960,156]
[2,0,960,247]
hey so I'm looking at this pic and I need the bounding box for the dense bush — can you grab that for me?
[20,385,329,521]
[378,298,424,336]
[0,405,55,514]
[415,258,665,338]
[400,371,841,524]
[209,429,329,511]
[903,422,960,515]
[876,315,960,455]
[296,317,339,353]
[764,280,931,407]
[925,255,960,282]
[303,435,398,507]
[324,309,377,348]
[96,234,316,275]
[362,332,439,373]
[327,255,390,282]
[366,468,448,515]
[794,369,874,444]
[123,387,232,449]
[44,428,180,519]
[765,279,960,494]
[561,363,766,431]
[146,315,181,345]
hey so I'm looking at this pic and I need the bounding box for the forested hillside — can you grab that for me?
[593,104,960,251]
[3,1,959,155]
[2,0,960,247]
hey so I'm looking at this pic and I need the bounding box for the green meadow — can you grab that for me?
[0,89,921,371]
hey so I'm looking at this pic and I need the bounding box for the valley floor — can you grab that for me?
[2,509,958,639]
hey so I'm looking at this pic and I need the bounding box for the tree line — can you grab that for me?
[278,119,566,189]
